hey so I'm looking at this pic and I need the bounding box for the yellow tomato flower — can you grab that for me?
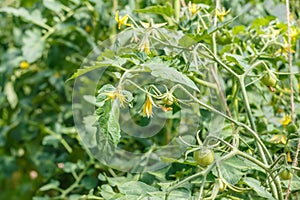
[115,11,131,29]
[287,151,292,163]
[279,114,291,127]
[216,7,230,22]
[270,134,287,144]
[276,39,295,57]
[140,19,167,29]
[20,61,29,69]
[85,25,92,33]
[289,27,299,41]
[263,27,280,39]
[188,3,199,16]
[138,37,151,55]
[105,91,127,107]
[143,95,154,118]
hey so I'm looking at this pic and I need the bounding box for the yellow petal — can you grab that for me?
[270,134,281,143]
[20,61,29,69]
[287,152,292,162]
[281,135,287,145]
[279,115,291,126]
[140,21,150,29]
[143,96,153,118]
[115,11,119,22]
[120,15,129,25]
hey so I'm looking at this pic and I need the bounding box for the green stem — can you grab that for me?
[239,77,283,200]
[190,76,217,89]
[197,43,239,78]
[59,164,91,198]
[42,126,73,153]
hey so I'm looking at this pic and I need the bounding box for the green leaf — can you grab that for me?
[80,176,98,189]
[212,156,245,185]
[42,135,60,146]
[145,63,199,92]
[168,189,191,200]
[101,102,120,145]
[67,65,105,81]
[33,197,50,200]
[232,25,246,35]
[178,35,197,47]
[43,0,63,13]
[100,184,116,199]
[0,7,47,28]
[39,180,60,191]
[225,53,250,72]
[118,181,158,195]
[67,57,126,81]
[96,132,115,164]
[243,177,276,200]
[63,162,77,173]
[264,2,286,22]
[207,16,238,34]
[4,81,18,109]
[96,85,121,145]
[22,29,45,63]
[135,4,173,17]
[104,174,138,187]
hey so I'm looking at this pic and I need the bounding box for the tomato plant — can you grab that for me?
[0,0,300,200]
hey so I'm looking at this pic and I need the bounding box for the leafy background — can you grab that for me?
[0,0,299,199]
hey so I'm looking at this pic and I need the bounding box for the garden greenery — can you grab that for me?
[0,0,300,200]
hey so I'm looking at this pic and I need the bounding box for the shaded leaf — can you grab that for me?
[225,53,250,71]
[43,0,63,13]
[212,156,245,185]
[42,135,60,146]
[243,177,276,200]
[145,63,199,92]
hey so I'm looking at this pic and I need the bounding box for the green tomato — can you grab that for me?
[193,148,214,167]
[280,169,293,180]
[261,71,277,87]
[163,93,174,106]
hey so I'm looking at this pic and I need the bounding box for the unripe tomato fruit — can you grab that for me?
[163,93,174,106]
[261,71,277,87]
[280,169,292,180]
[193,148,214,167]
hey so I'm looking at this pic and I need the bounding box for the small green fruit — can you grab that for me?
[163,93,174,106]
[193,148,214,167]
[261,71,277,87]
[280,169,293,180]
